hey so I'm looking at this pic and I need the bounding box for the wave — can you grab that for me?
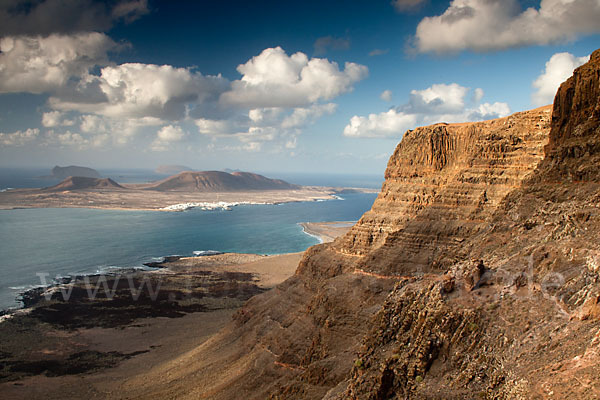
[298,223,324,244]
[193,250,224,256]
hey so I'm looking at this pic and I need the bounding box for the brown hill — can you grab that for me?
[144,171,298,192]
[45,176,125,191]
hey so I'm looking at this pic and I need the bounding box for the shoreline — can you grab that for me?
[299,220,356,243]
[0,217,365,314]
[0,220,354,397]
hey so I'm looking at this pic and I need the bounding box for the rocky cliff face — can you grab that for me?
[333,107,551,275]
[341,48,600,399]
[128,50,600,399]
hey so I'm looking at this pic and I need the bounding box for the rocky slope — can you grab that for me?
[123,50,600,399]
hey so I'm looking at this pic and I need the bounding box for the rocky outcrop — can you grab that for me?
[540,48,600,182]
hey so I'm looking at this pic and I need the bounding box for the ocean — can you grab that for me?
[0,192,377,311]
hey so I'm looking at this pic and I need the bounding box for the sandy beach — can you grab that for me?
[299,220,356,243]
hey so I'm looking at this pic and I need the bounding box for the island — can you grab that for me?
[0,170,375,211]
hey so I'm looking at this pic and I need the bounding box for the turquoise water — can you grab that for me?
[0,193,376,310]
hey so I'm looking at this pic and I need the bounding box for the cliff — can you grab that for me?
[143,171,298,192]
[124,50,600,399]
[332,106,551,275]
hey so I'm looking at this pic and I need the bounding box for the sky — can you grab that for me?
[0,0,599,175]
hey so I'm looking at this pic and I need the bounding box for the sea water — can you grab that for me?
[0,192,377,310]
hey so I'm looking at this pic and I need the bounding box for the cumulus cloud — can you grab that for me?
[0,33,116,93]
[380,90,393,102]
[80,114,108,133]
[0,128,40,146]
[532,52,589,106]
[41,111,74,128]
[281,103,337,129]
[392,0,427,12]
[344,110,418,138]
[344,83,511,138]
[2,43,358,152]
[151,125,185,151]
[403,83,468,115]
[314,36,351,55]
[0,0,148,36]
[221,47,368,108]
[46,130,88,148]
[50,63,228,120]
[469,102,511,121]
[414,0,600,54]
[195,118,241,136]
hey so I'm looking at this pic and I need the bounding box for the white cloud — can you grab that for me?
[151,125,185,151]
[285,137,297,149]
[46,130,88,148]
[344,110,418,138]
[0,0,149,36]
[80,115,108,133]
[0,128,40,146]
[221,47,368,108]
[2,44,361,152]
[42,111,74,128]
[50,63,228,120]
[414,0,600,54]
[243,142,262,152]
[281,103,337,129]
[344,83,511,138]
[473,87,484,103]
[532,52,590,106]
[248,108,284,125]
[469,102,511,121]
[393,0,427,12]
[403,83,468,114]
[0,33,116,93]
[314,36,350,55]
[380,90,393,102]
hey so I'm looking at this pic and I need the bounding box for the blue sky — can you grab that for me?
[0,0,599,175]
